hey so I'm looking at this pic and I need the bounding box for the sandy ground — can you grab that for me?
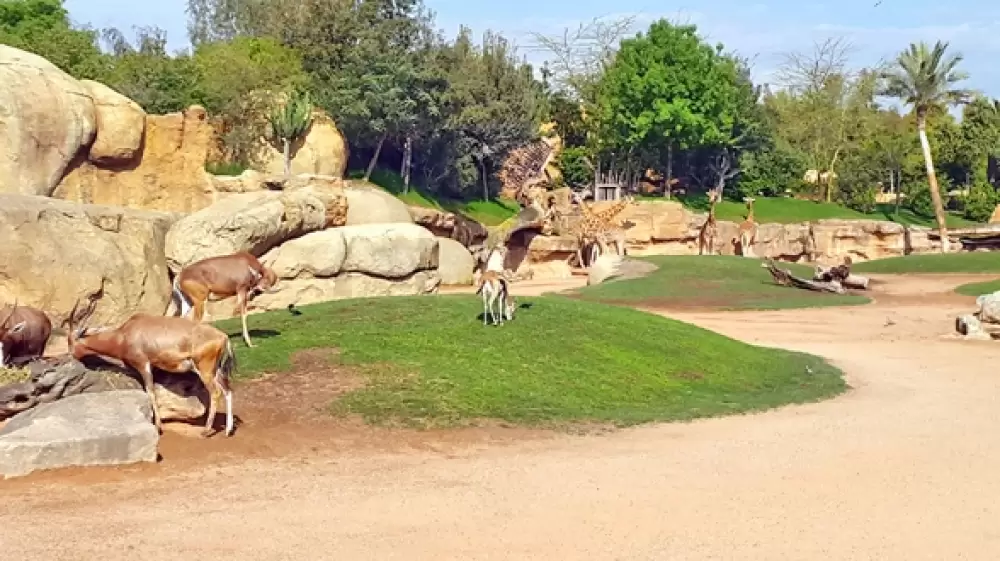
[3,272,1000,559]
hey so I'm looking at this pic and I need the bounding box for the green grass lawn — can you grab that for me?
[214,295,845,428]
[569,255,870,311]
[954,279,1000,297]
[672,194,978,228]
[852,252,1000,274]
[348,168,519,226]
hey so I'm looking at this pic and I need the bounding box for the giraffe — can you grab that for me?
[569,194,636,267]
[698,190,721,256]
[735,197,758,257]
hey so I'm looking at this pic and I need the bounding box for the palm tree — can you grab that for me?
[880,41,972,252]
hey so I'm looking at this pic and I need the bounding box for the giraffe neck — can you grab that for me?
[595,199,629,225]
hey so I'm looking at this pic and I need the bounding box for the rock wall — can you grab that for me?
[0,194,176,326]
[516,200,951,276]
[0,45,96,197]
[205,223,441,318]
[54,105,217,213]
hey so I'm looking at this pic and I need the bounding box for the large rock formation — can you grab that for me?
[204,223,441,316]
[343,182,413,225]
[437,237,476,285]
[0,356,205,422]
[164,184,347,272]
[0,45,96,197]
[54,105,218,213]
[0,391,158,479]
[0,194,175,326]
[78,79,145,164]
[512,199,953,276]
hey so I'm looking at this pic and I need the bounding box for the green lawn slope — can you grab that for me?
[569,256,870,311]
[215,294,846,428]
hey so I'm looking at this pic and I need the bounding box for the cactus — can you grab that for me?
[268,90,314,179]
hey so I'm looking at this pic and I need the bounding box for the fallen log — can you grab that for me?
[762,259,846,294]
[813,265,870,290]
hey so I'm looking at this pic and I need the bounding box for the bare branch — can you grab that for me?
[525,15,637,99]
[776,37,857,95]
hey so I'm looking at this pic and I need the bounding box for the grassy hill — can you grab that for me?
[215,294,846,428]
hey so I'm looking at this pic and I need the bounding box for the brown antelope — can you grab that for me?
[167,251,278,348]
[475,270,516,326]
[0,301,52,366]
[698,190,721,255]
[68,299,238,437]
[736,197,758,257]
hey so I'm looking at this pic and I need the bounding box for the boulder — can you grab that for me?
[164,189,336,272]
[54,105,218,214]
[437,237,475,285]
[990,204,1000,224]
[207,223,441,317]
[257,110,348,179]
[0,391,159,479]
[343,183,413,225]
[0,194,175,326]
[79,79,145,165]
[340,223,438,277]
[0,357,205,422]
[0,45,96,196]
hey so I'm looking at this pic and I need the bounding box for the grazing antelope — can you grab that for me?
[475,270,516,326]
[68,298,238,437]
[168,251,278,348]
[0,301,52,367]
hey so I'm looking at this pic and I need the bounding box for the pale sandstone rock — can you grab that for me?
[79,79,145,164]
[0,45,96,196]
[164,189,330,272]
[339,223,438,278]
[257,110,348,179]
[0,194,175,326]
[437,237,475,285]
[343,183,413,225]
[0,391,158,479]
[54,105,217,213]
[260,228,348,279]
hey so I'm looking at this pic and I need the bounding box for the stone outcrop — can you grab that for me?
[0,357,205,422]
[257,110,349,179]
[437,237,475,285]
[343,182,413,225]
[54,105,218,213]
[0,194,175,326]
[206,223,441,317]
[164,185,346,272]
[0,45,97,197]
[79,79,145,164]
[0,391,158,479]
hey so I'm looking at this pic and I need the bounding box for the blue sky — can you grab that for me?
[65,0,1000,98]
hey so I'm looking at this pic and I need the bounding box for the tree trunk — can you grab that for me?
[894,166,902,215]
[481,158,489,201]
[282,139,291,180]
[364,133,387,182]
[918,116,949,253]
[665,144,674,199]
[401,136,413,193]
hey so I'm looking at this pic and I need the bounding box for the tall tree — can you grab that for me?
[595,19,745,197]
[0,0,108,79]
[880,41,972,251]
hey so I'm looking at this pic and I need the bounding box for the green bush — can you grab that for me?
[962,181,999,222]
[557,146,594,188]
[734,146,806,200]
[840,183,877,213]
[906,181,938,218]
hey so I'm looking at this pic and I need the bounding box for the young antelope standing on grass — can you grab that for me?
[475,270,516,326]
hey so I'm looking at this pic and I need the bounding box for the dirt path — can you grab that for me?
[3,273,1000,559]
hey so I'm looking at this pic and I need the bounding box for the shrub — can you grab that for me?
[962,181,998,222]
[557,146,594,188]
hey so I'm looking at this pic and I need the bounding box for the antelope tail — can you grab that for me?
[215,337,236,393]
[167,275,192,317]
